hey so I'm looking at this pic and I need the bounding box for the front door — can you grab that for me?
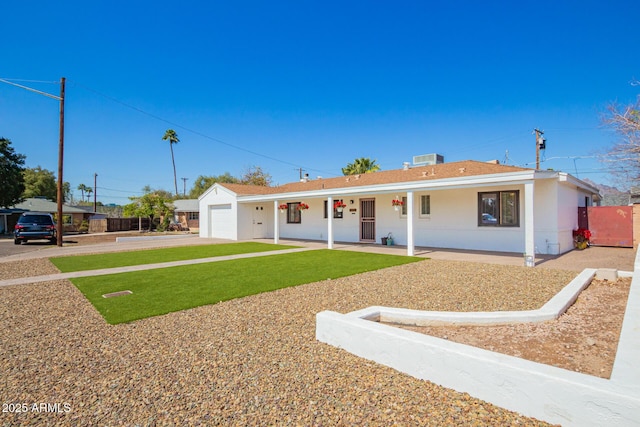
[252,206,266,238]
[360,198,375,242]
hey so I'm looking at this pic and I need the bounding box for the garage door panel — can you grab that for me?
[210,204,234,239]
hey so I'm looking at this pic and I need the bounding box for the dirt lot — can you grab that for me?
[386,276,631,378]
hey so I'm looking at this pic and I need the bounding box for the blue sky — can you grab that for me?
[2,1,638,204]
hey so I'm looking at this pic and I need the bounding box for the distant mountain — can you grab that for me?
[581,178,630,206]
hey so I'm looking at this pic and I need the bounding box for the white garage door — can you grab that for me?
[209,204,234,239]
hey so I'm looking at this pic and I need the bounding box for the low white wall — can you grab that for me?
[317,263,640,426]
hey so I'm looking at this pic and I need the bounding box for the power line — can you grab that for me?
[0,77,60,84]
[69,79,339,179]
[97,186,144,193]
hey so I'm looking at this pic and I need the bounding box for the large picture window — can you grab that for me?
[287,202,301,224]
[478,190,519,227]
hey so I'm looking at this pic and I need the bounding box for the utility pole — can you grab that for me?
[181,177,188,196]
[534,128,545,170]
[94,173,98,212]
[56,77,66,247]
[0,76,66,246]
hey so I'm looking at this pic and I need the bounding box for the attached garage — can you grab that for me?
[208,204,234,240]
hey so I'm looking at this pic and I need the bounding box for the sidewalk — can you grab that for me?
[0,246,312,288]
[1,235,635,288]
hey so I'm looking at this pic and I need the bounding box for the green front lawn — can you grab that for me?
[71,249,422,324]
[51,242,297,272]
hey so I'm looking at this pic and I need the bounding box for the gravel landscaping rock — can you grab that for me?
[0,257,573,426]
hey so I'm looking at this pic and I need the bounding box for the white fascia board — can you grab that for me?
[198,183,237,201]
[558,172,601,195]
[237,171,537,203]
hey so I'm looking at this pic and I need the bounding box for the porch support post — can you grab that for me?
[524,181,535,266]
[327,196,334,249]
[406,191,415,256]
[273,200,280,245]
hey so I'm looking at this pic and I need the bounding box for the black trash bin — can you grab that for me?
[381,237,388,245]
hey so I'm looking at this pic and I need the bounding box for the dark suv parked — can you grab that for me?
[14,212,57,245]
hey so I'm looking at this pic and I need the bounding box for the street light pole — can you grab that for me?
[56,77,65,246]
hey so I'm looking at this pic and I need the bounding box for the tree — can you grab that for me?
[85,187,93,202]
[77,183,89,202]
[141,185,174,200]
[188,173,239,198]
[123,191,174,231]
[240,166,272,186]
[22,166,71,202]
[162,129,180,196]
[23,166,57,200]
[62,181,71,203]
[342,157,381,175]
[0,137,26,208]
[602,89,640,187]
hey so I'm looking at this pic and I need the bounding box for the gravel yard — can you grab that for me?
[0,255,582,426]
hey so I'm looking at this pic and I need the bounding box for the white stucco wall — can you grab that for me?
[238,203,274,240]
[380,187,527,253]
[276,186,531,253]
[198,175,591,255]
[532,180,562,255]
[198,186,238,240]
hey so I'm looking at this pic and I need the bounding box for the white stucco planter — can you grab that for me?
[316,263,640,426]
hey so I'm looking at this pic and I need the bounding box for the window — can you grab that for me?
[188,212,199,220]
[400,195,431,217]
[478,191,519,226]
[324,200,344,219]
[287,202,301,224]
[420,195,431,216]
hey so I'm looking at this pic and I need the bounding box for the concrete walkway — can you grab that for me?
[0,245,313,288]
[2,234,635,288]
[255,238,637,272]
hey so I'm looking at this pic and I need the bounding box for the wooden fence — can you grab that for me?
[88,218,151,233]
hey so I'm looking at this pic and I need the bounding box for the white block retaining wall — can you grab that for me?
[316,260,640,426]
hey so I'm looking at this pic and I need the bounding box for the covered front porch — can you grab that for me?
[238,179,538,263]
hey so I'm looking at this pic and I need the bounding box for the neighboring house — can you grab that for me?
[198,160,600,260]
[173,199,200,231]
[74,205,106,220]
[1,197,92,234]
[0,208,22,235]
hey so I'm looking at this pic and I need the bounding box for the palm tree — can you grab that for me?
[85,187,93,203]
[341,157,381,175]
[162,129,180,195]
[77,184,88,202]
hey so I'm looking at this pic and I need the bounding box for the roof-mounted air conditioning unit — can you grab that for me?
[413,153,444,166]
